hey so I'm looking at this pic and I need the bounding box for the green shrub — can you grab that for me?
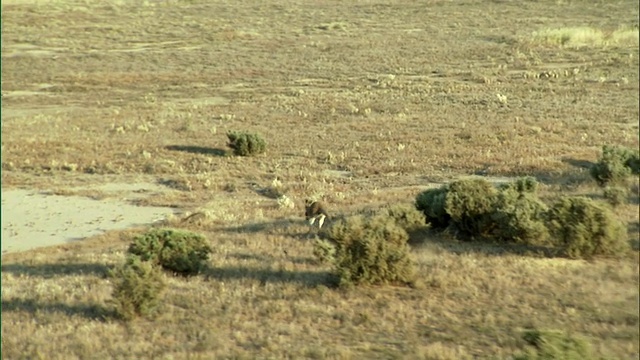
[492,178,549,244]
[514,329,593,360]
[415,186,450,228]
[226,131,266,156]
[444,178,498,238]
[590,145,638,186]
[109,255,166,321]
[382,203,426,233]
[546,196,628,258]
[324,214,416,287]
[603,186,628,207]
[128,228,212,275]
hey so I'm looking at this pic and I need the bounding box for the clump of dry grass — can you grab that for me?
[530,26,639,48]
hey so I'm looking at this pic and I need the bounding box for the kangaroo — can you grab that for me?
[305,200,329,230]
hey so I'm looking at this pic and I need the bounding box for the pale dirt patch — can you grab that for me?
[1,183,176,256]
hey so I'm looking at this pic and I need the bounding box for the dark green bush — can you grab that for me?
[514,329,593,360]
[415,186,450,228]
[128,228,212,275]
[444,178,498,237]
[109,255,166,321]
[492,178,549,244]
[546,196,628,258]
[603,186,628,207]
[324,214,416,287]
[590,145,638,186]
[226,131,266,156]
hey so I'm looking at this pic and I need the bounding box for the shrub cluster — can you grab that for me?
[226,131,266,156]
[128,228,212,275]
[316,214,416,287]
[109,255,166,321]
[415,177,628,258]
[416,177,548,244]
[110,228,211,321]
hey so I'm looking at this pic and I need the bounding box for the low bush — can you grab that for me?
[109,255,166,321]
[323,214,416,287]
[128,228,212,275]
[514,329,593,360]
[546,196,628,258]
[227,131,266,156]
[590,145,638,186]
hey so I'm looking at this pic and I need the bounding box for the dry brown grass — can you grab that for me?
[2,0,639,358]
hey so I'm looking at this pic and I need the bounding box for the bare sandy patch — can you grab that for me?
[1,184,176,256]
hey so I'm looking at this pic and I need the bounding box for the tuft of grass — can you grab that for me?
[514,329,594,360]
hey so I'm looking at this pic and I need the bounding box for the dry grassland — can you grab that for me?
[1,0,639,358]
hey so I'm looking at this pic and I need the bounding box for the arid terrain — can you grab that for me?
[1,0,639,358]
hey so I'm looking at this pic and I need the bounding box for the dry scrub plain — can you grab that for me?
[1,0,639,358]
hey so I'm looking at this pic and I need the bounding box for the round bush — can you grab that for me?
[227,131,266,156]
[546,197,628,258]
[325,214,416,287]
[128,228,212,275]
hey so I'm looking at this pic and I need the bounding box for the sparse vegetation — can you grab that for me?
[324,214,416,287]
[109,255,166,321]
[128,228,212,275]
[1,0,638,358]
[546,196,629,258]
[226,131,267,156]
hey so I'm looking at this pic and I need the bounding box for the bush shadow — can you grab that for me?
[411,228,559,258]
[165,145,227,157]
[1,262,111,279]
[561,157,595,170]
[223,218,303,236]
[1,298,114,321]
[203,265,336,288]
